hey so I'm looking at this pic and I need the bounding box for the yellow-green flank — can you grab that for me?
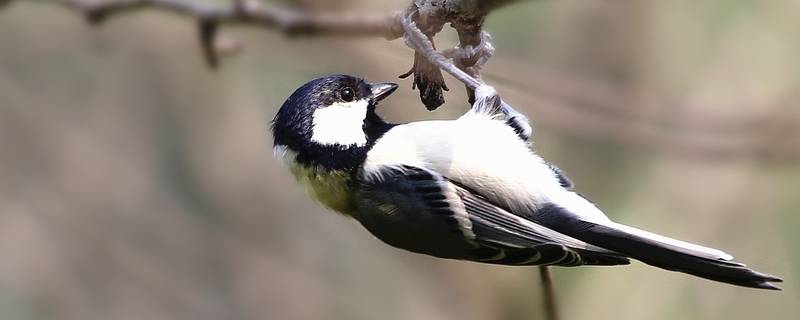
[290,164,357,215]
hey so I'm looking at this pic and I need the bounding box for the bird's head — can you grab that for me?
[272,74,398,170]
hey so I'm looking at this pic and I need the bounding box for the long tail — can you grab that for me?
[538,204,783,290]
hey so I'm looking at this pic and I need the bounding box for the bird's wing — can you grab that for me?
[361,115,611,224]
[356,165,629,266]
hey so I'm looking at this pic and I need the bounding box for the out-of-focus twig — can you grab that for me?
[539,266,560,320]
[197,19,219,69]
[36,0,403,68]
[36,0,518,104]
[51,0,404,38]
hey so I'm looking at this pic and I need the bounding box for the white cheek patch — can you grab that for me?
[311,99,369,147]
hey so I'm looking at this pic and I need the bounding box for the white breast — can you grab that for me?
[363,113,610,222]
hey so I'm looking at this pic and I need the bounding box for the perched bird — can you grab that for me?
[272,74,782,290]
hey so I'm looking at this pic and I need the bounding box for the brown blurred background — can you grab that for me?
[1,1,798,319]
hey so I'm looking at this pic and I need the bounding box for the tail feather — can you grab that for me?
[610,222,733,261]
[538,204,783,290]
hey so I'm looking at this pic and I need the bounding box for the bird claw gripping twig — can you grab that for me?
[472,85,533,140]
[443,30,495,77]
[400,8,531,140]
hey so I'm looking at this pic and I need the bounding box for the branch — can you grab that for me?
[50,0,404,38]
[36,0,515,105]
[35,0,404,69]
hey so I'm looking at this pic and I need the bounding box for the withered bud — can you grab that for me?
[399,51,449,111]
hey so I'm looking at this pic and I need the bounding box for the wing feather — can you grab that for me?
[356,166,629,267]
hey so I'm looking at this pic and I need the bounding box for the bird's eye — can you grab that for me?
[339,87,355,102]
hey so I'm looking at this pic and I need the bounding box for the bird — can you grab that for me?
[271,74,782,290]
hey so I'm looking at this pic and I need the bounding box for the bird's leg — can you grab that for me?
[450,30,532,139]
[472,85,533,140]
[445,27,533,139]
[449,18,494,104]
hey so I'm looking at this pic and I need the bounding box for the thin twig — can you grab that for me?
[197,19,219,68]
[539,266,560,320]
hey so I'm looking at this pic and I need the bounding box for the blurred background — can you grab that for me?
[1,0,798,319]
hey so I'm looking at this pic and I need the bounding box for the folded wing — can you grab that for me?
[356,166,629,267]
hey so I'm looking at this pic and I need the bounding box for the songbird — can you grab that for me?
[271,74,782,290]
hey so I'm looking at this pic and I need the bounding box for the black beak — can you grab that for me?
[370,82,399,103]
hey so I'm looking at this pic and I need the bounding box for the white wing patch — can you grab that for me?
[311,98,369,147]
[438,177,476,240]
